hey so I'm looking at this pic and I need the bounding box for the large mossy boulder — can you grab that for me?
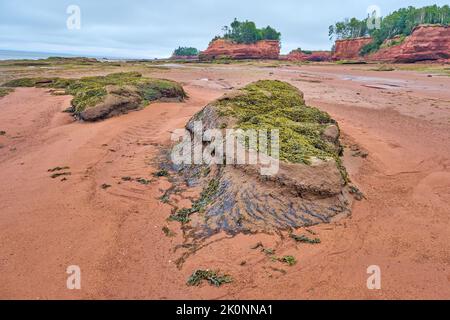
[171,80,352,239]
[1,72,186,121]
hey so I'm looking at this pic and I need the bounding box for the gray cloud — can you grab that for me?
[0,0,447,58]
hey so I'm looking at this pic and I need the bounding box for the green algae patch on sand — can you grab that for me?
[0,87,13,98]
[214,80,344,168]
[187,270,232,287]
[1,72,187,121]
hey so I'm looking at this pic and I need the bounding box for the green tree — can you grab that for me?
[221,18,281,43]
[173,47,199,56]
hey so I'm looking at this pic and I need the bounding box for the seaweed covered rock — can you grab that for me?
[1,72,186,121]
[172,80,351,238]
[79,85,142,121]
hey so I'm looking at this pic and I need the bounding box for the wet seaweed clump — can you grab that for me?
[51,172,71,179]
[162,226,176,237]
[187,270,232,287]
[278,256,297,266]
[170,179,219,224]
[290,233,321,244]
[153,169,170,177]
[1,72,186,121]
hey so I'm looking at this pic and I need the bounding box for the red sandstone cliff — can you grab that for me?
[368,25,450,63]
[285,50,332,62]
[199,39,280,60]
[170,55,199,61]
[332,37,373,61]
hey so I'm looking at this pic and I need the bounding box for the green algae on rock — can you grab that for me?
[214,80,343,166]
[1,72,186,121]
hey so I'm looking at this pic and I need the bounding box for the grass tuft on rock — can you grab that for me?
[187,270,232,287]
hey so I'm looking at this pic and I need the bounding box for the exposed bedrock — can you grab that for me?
[199,39,281,60]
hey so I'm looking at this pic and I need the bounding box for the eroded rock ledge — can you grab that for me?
[199,39,280,60]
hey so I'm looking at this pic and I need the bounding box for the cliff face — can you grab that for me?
[170,55,198,60]
[286,50,332,62]
[369,25,450,63]
[332,37,373,60]
[199,39,280,60]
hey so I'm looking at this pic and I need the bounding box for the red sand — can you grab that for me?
[0,64,449,299]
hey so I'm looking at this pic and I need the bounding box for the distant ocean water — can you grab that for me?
[0,50,80,60]
[0,50,134,61]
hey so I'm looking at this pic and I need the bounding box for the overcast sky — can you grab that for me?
[0,0,447,58]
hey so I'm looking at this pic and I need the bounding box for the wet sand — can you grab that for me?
[0,63,449,299]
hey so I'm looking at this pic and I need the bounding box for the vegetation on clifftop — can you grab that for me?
[328,5,450,55]
[212,18,281,44]
[173,47,199,56]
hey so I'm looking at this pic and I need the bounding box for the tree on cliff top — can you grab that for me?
[219,18,281,44]
[328,5,450,55]
[173,47,199,57]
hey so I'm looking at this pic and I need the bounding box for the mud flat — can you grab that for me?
[0,60,449,299]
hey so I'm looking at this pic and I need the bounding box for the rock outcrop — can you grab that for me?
[2,73,187,121]
[332,37,373,61]
[368,25,450,63]
[199,39,280,60]
[285,50,332,62]
[170,80,352,239]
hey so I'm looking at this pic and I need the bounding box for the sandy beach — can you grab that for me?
[0,62,449,299]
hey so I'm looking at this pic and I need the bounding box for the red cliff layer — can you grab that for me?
[199,39,280,60]
[369,25,450,63]
[170,55,198,60]
[333,37,373,60]
[286,50,332,62]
